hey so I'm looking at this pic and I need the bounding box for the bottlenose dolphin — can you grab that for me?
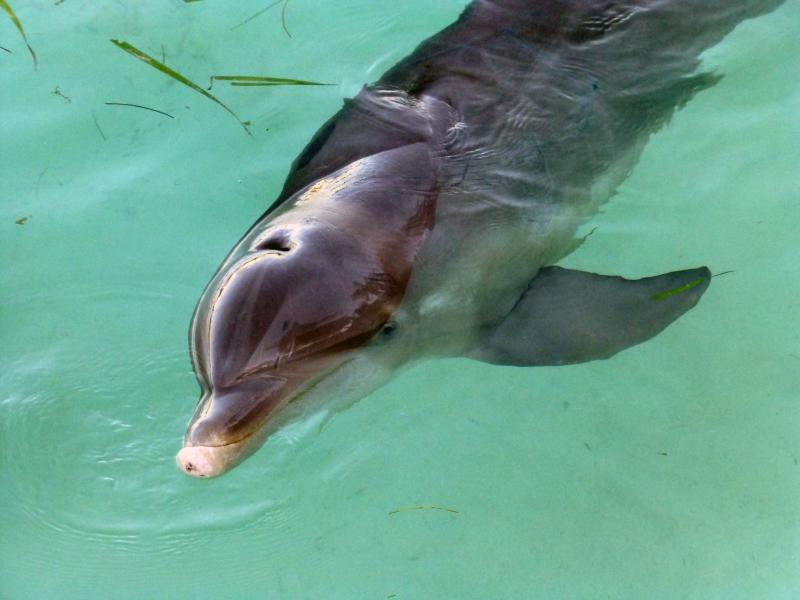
[177,0,784,477]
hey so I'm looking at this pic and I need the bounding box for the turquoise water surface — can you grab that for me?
[2,2,799,598]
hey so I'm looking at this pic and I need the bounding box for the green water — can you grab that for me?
[1,2,798,598]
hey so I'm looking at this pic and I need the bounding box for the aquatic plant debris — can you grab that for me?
[208,75,332,90]
[110,39,250,134]
[227,0,290,36]
[91,110,107,141]
[712,270,735,278]
[106,102,174,119]
[651,277,705,301]
[229,81,326,87]
[388,505,459,515]
[230,0,283,31]
[0,0,37,68]
[280,0,292,38]
[52,87,71,103]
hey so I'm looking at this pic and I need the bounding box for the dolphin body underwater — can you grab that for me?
[177,0,784,477]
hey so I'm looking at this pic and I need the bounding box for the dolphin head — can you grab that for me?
[178,143,437,477]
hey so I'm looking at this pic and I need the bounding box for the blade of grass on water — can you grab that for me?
[209,75,332,89]
[0,0,37,68]
[229,82,303,87]
[110,39,250,134]
[280,0,292,39]
[231,0,283,31]
[106,102,174,119]
[651,277,705,302]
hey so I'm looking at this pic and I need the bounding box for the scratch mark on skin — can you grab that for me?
[296,160,365,206]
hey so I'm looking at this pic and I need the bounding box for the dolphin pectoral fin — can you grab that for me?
[470,266,711,367]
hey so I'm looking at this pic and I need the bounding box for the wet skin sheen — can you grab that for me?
[177,0,784,477]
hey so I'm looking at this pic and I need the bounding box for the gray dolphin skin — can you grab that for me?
[177,0,784,477]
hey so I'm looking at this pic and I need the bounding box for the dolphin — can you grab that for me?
[177,0,784,477]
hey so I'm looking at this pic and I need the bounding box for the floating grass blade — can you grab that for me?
[91,110,107,142]
[231,82,310,87]
[0,0,37,68]
[388,505,460,515]
[231,0,283,31]
[209,75,332,89]
[651,277,705,302]
[110,39,250,134]
[280,0,292,39]
[106,102,174,119]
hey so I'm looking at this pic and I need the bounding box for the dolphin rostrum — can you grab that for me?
[177,0,784,477]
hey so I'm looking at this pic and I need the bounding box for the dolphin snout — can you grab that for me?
[176,437,253,478]
[177,445,220,478]
[177,378,291,478]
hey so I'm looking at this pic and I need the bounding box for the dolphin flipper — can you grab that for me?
[471,266,710,366]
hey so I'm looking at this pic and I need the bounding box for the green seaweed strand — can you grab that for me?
[388,505,460,515]
[110,39,250,134]
[652,277,705,302]
[210,75,332,88]
[0,0,37,69]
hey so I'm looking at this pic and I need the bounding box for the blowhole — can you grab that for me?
[256,230,293,253]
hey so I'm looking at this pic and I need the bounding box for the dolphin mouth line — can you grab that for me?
[185,358,355,450]
[197,429,257,450]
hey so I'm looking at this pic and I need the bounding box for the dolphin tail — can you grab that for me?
[469,266,710,366]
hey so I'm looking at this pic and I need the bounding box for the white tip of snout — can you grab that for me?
[177,445,222,478]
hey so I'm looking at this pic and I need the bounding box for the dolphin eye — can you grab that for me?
[381,321,398,337]
[370,320,398,346]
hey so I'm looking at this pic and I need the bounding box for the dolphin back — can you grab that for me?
[378,0,784,193]
[270,0,783,217]
[382,0,784,92]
